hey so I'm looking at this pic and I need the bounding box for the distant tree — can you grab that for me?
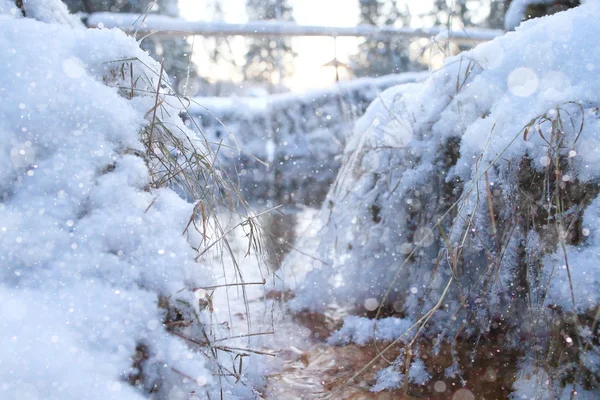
[64,0,199,95]
[351,0,422,78]
[204,0,244,94]
[243,0,296,91]
[425,0,580,30]
[63,0,140,13]
[486,0,509,29]
[410,1,509,62]
[207,0,235,67]
[424,0,506,28]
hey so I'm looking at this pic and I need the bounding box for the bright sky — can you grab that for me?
[288,0,361,90]
[178,0,435,92]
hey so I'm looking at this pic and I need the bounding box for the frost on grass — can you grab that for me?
[371,357,430,392]
[287,2,600,397]
[327,316,413,346]
[0,6,261,400]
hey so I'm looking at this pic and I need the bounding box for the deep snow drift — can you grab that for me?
[287,2,600,397]
[0,3,263,399]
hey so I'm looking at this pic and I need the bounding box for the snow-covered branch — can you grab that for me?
[86,12,503,43]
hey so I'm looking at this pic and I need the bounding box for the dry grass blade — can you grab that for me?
[484,171,497,239]
[188,280,266,292]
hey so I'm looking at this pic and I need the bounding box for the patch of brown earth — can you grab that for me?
[293,311,344,341]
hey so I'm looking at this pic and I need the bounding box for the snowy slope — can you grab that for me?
[288,2,600,397]
[0,5,261,400]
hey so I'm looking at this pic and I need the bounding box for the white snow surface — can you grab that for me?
[0,0,21,16]
[0,8,261,400]
[22,0,84,27]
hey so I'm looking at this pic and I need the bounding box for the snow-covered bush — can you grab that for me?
[288,2,600,397]
[185,73,426,205]
[0,2,263,399]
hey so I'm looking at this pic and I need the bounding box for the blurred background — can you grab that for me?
[65,0,576,209]
[65,0,509,97]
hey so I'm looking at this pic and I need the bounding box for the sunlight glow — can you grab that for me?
[177,0,439,92]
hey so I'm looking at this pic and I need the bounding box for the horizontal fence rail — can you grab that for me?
[86,12,503,43]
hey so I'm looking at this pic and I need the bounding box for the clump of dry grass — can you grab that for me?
[327,100,600,399]
[100,55,274,396]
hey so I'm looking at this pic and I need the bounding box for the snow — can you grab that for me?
[286,1,600,396]
[0,0,21,17]
[327,316,414,346]
[371,357,430,392]
[371,365,405,392]
[4,0,600,398]
[545,195,600,310]
[21,0,83,27]
[0,6,261,400]
[292,0,600,317]
[504,0,592,31]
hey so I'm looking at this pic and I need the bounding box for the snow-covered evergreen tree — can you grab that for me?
[243,0,295,91]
